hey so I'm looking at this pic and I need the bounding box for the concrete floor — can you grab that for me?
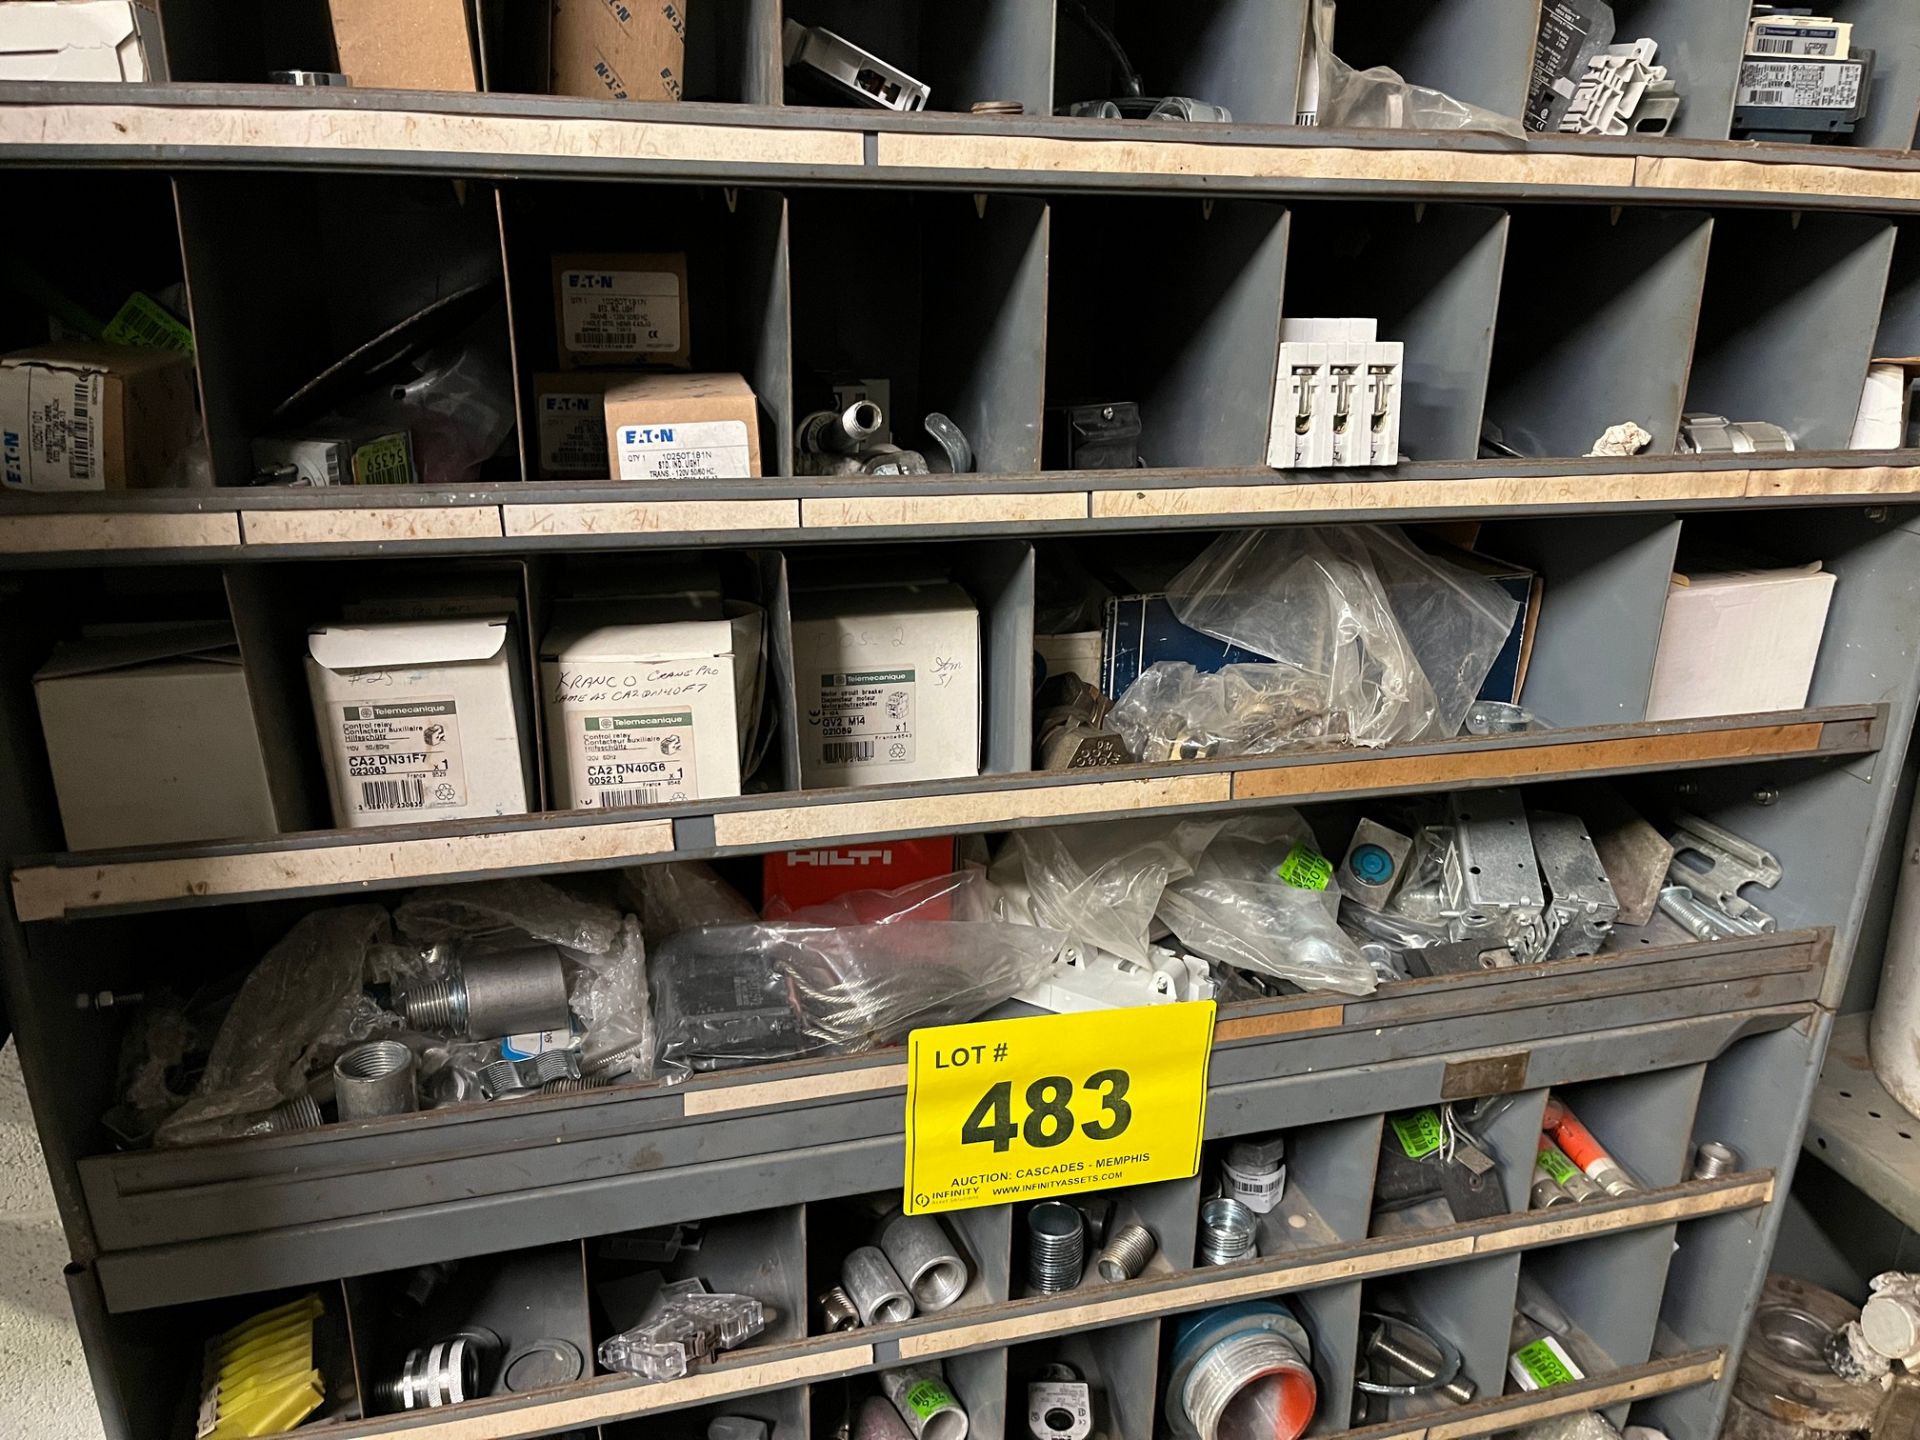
[0,1040,104,1440]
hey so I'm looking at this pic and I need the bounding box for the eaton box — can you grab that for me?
[552,252,691,370]
[602,371,762,481]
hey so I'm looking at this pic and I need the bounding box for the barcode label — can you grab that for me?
[336,697,467,822]
[1737,58,1861,110]
[1754,38,1792,54]
[68,377,93,482]
[595,786,670,809]
[824,741,875,764]
[359,777,426,811]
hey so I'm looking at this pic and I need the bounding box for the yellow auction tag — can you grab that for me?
[903,1002,1215,1215]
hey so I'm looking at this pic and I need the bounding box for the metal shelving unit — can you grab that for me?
[9,5,1920,1439]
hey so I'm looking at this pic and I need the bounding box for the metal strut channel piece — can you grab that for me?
[1667,812,1781,931]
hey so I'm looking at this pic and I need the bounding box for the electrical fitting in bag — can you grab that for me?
[1116,526,1519,759]
[651,871,1064,1076]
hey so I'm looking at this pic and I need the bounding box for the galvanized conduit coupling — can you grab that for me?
[399,944,572,1041]
[1165,1304,1318,1440]
[334,1040,418,1120]
[879,1213,970,1313]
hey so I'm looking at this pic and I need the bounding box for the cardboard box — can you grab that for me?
[0,1,159,81]
[541,599,765,810]
[603,371,761,481]
[791,582,980,788]
[252,423,416,486]
[35,624,284,850]
[1645,563,1837,721]
[306,615,534,828]
[763,837,959,918]
[551,0,684,103]
[553,252,691,370]
[0,342,194,491]
[533,372,618,479]
[328,0,478,92]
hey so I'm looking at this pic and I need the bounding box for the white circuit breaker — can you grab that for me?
[1268,318,1403,470]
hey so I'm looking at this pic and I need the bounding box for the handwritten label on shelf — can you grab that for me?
[902,1003,1214,1215]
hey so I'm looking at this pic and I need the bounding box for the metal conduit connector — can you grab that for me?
[399,944,572,1041]
[334,1040,418,1120]
[1166,1303,1318,1440]
[264,1090,325,1133]
[843,1245,914,1325]
[879,1213,970,1313]
[379,1334,483,1412]
[1026,1201,1085,1294]
[817,1285,860,1332]
[880,1363,970,1440]
[798,403,884,456]
[1096,1223,1158,1282]
[1197,1198,1258,1266]
[1691,1141,1740,1180]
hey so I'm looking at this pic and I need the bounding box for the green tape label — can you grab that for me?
[1276,842,1333,890]
[1391,1109,1444,1160]
[102,291,194,356]
[1536,1145,1580,1185]
[904,1380,957,1420]
[1512,1337,1581,1389]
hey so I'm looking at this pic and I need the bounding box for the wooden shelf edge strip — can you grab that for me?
[0,511,242,553]
[0,103,868,169]
[9,820,676,922]
[1423,1355,1725,1440]
[709,772,1234,848]
[800,492,1089,528]
[683,1062,911,1116]
[240,506,504,545]
[1231,721,1828,800]
[501,498,802,537]
[1469,1178,1773,1252]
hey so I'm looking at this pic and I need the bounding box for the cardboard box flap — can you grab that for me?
[0,2,147,81]
[544,613,747,662]
[37,622,241,680]
[309,615,512,672]
[1671,561,1827,590]
[2,341,187,378]
[790,581,975,621]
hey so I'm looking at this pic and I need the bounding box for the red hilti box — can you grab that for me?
[763,837,957,918]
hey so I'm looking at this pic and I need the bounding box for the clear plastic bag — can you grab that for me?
[1108,662,1346,762]
[651,871,1065,1076]
[1311,0,1527,137]
[396,878,651,1080]
[627,861,758,947]
[1165,526,1519,747]
[1157,814,1378,997]
[989,817,1222,966]
[336,301,517,486]
[156,906,392,1145]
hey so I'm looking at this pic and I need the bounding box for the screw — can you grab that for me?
[1867,507,1890,523]
[74,990,144,1011]
[1753,788,1779,807]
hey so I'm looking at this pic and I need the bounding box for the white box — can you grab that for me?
[791,582,981,787]
[0,1,157,82]
[1645,563,1837,721]
[1036,630,1103,689]
[306,615,533,828]
[541,600,766,810]
[35,624,282,850]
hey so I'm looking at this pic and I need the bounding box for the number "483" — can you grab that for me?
[960,1070,1133,1153]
